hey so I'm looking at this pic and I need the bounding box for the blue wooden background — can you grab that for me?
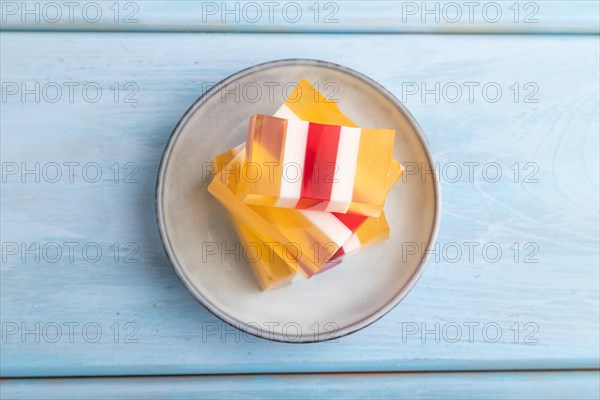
[1,1,599,398]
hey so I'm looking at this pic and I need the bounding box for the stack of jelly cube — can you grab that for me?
[208,79,402,290]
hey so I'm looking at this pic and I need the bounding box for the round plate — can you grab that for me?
[157,59,440,343]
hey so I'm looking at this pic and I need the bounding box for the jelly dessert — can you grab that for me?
[241,115,395,217]
[207,78,401,289]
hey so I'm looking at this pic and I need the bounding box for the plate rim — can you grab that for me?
[156,58,441,343]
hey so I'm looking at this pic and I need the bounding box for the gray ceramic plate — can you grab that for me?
[157,59,440,343]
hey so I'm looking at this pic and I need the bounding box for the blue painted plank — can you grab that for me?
[1,371,599,399]
[0,32,599,377]
[0,1,598,34]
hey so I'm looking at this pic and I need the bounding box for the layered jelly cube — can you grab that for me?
[211,143,400,289]
[240,115,395,217]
